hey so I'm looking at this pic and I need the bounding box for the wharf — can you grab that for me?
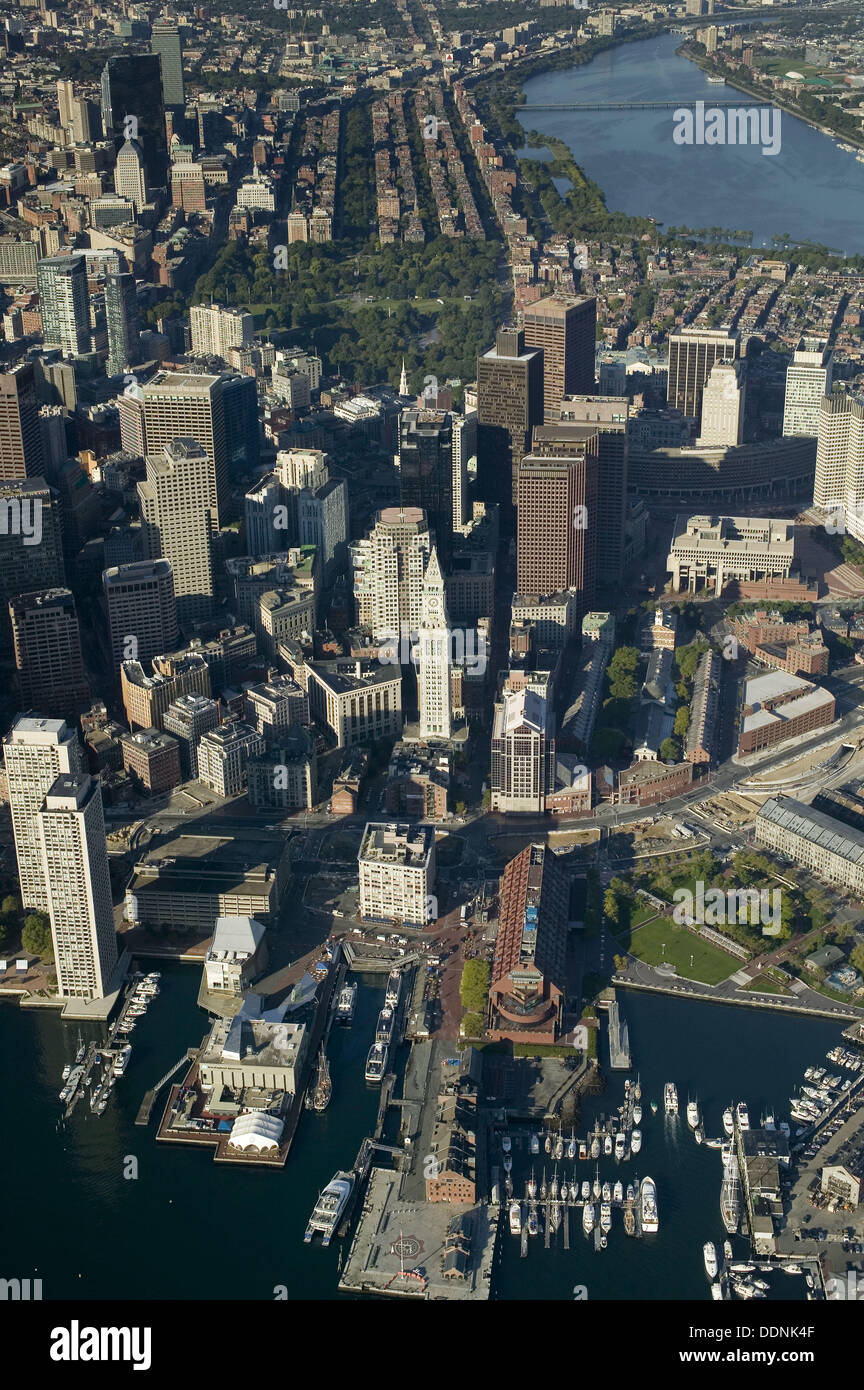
[606,998,632,1071]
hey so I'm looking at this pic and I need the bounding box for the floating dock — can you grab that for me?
[607,999,632,1071]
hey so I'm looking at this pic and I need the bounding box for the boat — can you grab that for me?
[385,969,402,1007]
[304,1171,354,1246]
[509,1201,522,1235]
[624,1206,635,1236]
[721,1150,742,1234]
[706,1138,723,1149]
[567,1132,577,1160]
[634,1077,641,1101]
[614,1132,626,1161]
[613,1180,624,1203]
[581,1180,590,1200]
[601,1181,611,1203]
[501,1134,511,1154]
[59,1065,83,1104]
[503,1154,512,1173]
[375,1006,394,1044]
[626,1183,635,1203]
[600,1203,612,1234]
[550,1172,559,1201]
[583,1202,595,1235]
[752,1278,769,1292]
[687,1098,701,1130]
[74,1032,86,1065]
[731,1280,760,1300]
[592,1170,601,1200]
[710,1282,723,1300]
[694,1124,705,1145]
[61,1063,72,1082]
[545,1133,553,1155]
[604,1132,613,1156]
[560,1182,568,1203]
[311,1047,332,1111]
[633,1104,642,1126]
[722,1108,734,1137]
[665,1083,678,1115]
[640,1176,659,1233]
[528,1208,538,1237]
[736,1102,750,1131]
[763,1111,776,1131]
[782,1263,802,1275]
[95,1096,108,1115]
[631,1128,642,1155]
[527,1172,537,1200]
[335,983,357,1025]
[704,1241,718,1280]
[530,1133,540,1156]
[112,1044,132,1078]
[540,1175,547,1201]
[650,1101,658,1115]
[706,75,725,83]
[579,1140,588,1160]
[554,1135,564,1160]
[364,1042,388,1083]
[590,1133,600,1159]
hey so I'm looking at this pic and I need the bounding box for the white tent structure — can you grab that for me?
[227,1111,284,1153]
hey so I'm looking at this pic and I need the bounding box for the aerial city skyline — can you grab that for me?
[1,0,864,1348]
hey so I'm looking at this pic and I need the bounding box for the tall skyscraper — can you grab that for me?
[418,548,452,740]
[105,271,141,377]
[814,391,864,541]
[37,255,89,357]
[559,395,628,586]
[10,589,89,715]
[0,479,65,617]
[57,79,95,144]
[698,360,746,447]
[0,363,45,478]
[784,338,834,438]
[151,18,186,109]
[667,325,739,420]
[101,54,168,191]
[477,327,544,527]
[139,439,216,627]
[4,714,85,911]
[398,408,455,572]
[103,558,179,672]
[522,294,597,421]
[491,688,555,813]
[221,370,260,480]
[113,138,147,211]
[516,424,599,616]
[141,372,228,520]
[351,506,431,640]
[451,410,476,532]
[38,772,118,1001]
[189,303,254,359]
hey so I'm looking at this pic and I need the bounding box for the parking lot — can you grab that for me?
[779,1092,864,1270]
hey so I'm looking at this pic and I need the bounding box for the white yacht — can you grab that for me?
[640,1176,659,1233]
[630,1128,642,1155]
[601,1181,611,1203]
[704,1241,718,1280]
[503,1154,512,1173]
[710,1282,723,1301]
[582,1202,595,1235]
[501,1134,511,1154]
[509,1201,522,1235]
[664,1082,678,1114]
[365,1042,388,1083]
[335,984,357,1025]
[613,1180,624,1204]
[567,1132,577,1160]
[385,969,402,1008]
[632,1104,642,1126]
[604,1132,613,1156]
[560,1181,569,1203]
[112,1044,132,1077]
[530,1133,540,1156]
[375,1006,395,1045]
[614,1131,626,1161]
[600,1203,612,1234]
[304,1171,354,1246]
[736,1101,750,1131]
[722,1107,734,1137]
[581,1180,591,1201]
[687,1098,701,1130]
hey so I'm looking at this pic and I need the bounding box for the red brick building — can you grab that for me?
[488,843,568,1046]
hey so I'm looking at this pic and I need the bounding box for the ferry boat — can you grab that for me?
[582,1202,595,1235]
[376,1006,395,1045]
[687,1098,701,1130]
[600,1203,612,1234]
[640,1176,659,1233]
[581,1180,591,1200]
[385,969,402,1008]
[722,1107,734,1137]
[509,1201,522,1235]
[304,1171,354,1246]
[112,1044,132,1077]
[528,1208,538,1236]
[632,1104,642,1126]
[335,983,357,1025]
[736,1101,750,1131]
[614,1131,626,1161]
[721,1150,742,1234]
[631,1128,642,1155]
[364,1042,388,1083]
[530,1133,540,1155]
[664,1082,678,1115]
[704,1241,718,1280]
[613,1180,623,1204]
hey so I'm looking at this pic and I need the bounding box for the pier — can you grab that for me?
[607,999,632,1071]
[135,1050,198,1126]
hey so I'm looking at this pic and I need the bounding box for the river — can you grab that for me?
[0,971,847,1301]
[516,33,864,255]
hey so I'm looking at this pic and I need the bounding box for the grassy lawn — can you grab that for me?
[513,1043,579,1059]
[630,900,660,929]
[623,917,739,986]
[744,972,793,996]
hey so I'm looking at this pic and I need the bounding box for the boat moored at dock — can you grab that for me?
[335,984,357,1025]
[365,1042,388,1083]
[304,1172,354,1246]
[640,1176,659,1233]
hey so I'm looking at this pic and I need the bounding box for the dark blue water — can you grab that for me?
[0,972,846,1300]
[518,33,864,254]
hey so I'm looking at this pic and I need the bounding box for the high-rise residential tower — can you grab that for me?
[37,255,89,357]
[351,506,431,640]
[189,303,254,359]
[105,271,141,377]
[38,772,118,1001]
[4,714,85,911]
[522,294,597,421]
[783,338,834,438]
[667,325,739,420]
